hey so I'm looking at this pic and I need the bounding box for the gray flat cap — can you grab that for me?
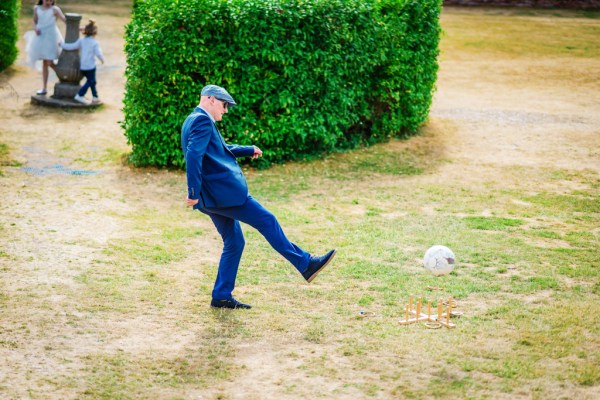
[201,85,236,107]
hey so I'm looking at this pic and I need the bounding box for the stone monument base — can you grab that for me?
[53,82,81,99]
[30,94,102,108]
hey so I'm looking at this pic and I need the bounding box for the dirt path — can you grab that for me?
[1,4,599,399]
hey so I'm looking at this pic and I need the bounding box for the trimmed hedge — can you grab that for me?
[444,0,600,8]
[123,0,442,168]
[0,0,20,72]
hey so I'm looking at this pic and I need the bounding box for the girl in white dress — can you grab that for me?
[25,0,66,95]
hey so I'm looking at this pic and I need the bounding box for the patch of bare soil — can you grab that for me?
[1,3,599,400]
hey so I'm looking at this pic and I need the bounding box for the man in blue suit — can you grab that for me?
[182,84,336,309]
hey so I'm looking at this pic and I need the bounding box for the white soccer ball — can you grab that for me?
[423,245,456,276]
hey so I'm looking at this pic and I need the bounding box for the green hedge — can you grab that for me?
[0,0,20,72]
[123,0,442,168]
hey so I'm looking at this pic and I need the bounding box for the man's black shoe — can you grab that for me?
[303,249,337,283]
[210,298,252,309]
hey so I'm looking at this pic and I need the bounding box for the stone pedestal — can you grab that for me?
[53,83,80,98]
[31,13,101,108]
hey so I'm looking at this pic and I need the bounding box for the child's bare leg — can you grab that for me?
[41,60,50,91]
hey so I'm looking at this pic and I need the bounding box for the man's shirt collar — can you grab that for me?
[198,106,215,123]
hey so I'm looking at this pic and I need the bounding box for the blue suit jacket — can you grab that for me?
[181,107,255,209]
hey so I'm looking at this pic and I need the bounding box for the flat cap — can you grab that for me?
[201,85,236,107]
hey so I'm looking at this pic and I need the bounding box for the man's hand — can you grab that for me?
[186,198,199,207]
[252,146,263,159]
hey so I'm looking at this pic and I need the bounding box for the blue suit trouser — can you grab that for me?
[200,195,311,300]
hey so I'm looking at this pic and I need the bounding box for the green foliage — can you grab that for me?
[0,0,20,71]
[122,0,442,168]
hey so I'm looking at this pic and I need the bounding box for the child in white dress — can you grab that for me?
[25,0,66,95]
[60,20,105,104]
